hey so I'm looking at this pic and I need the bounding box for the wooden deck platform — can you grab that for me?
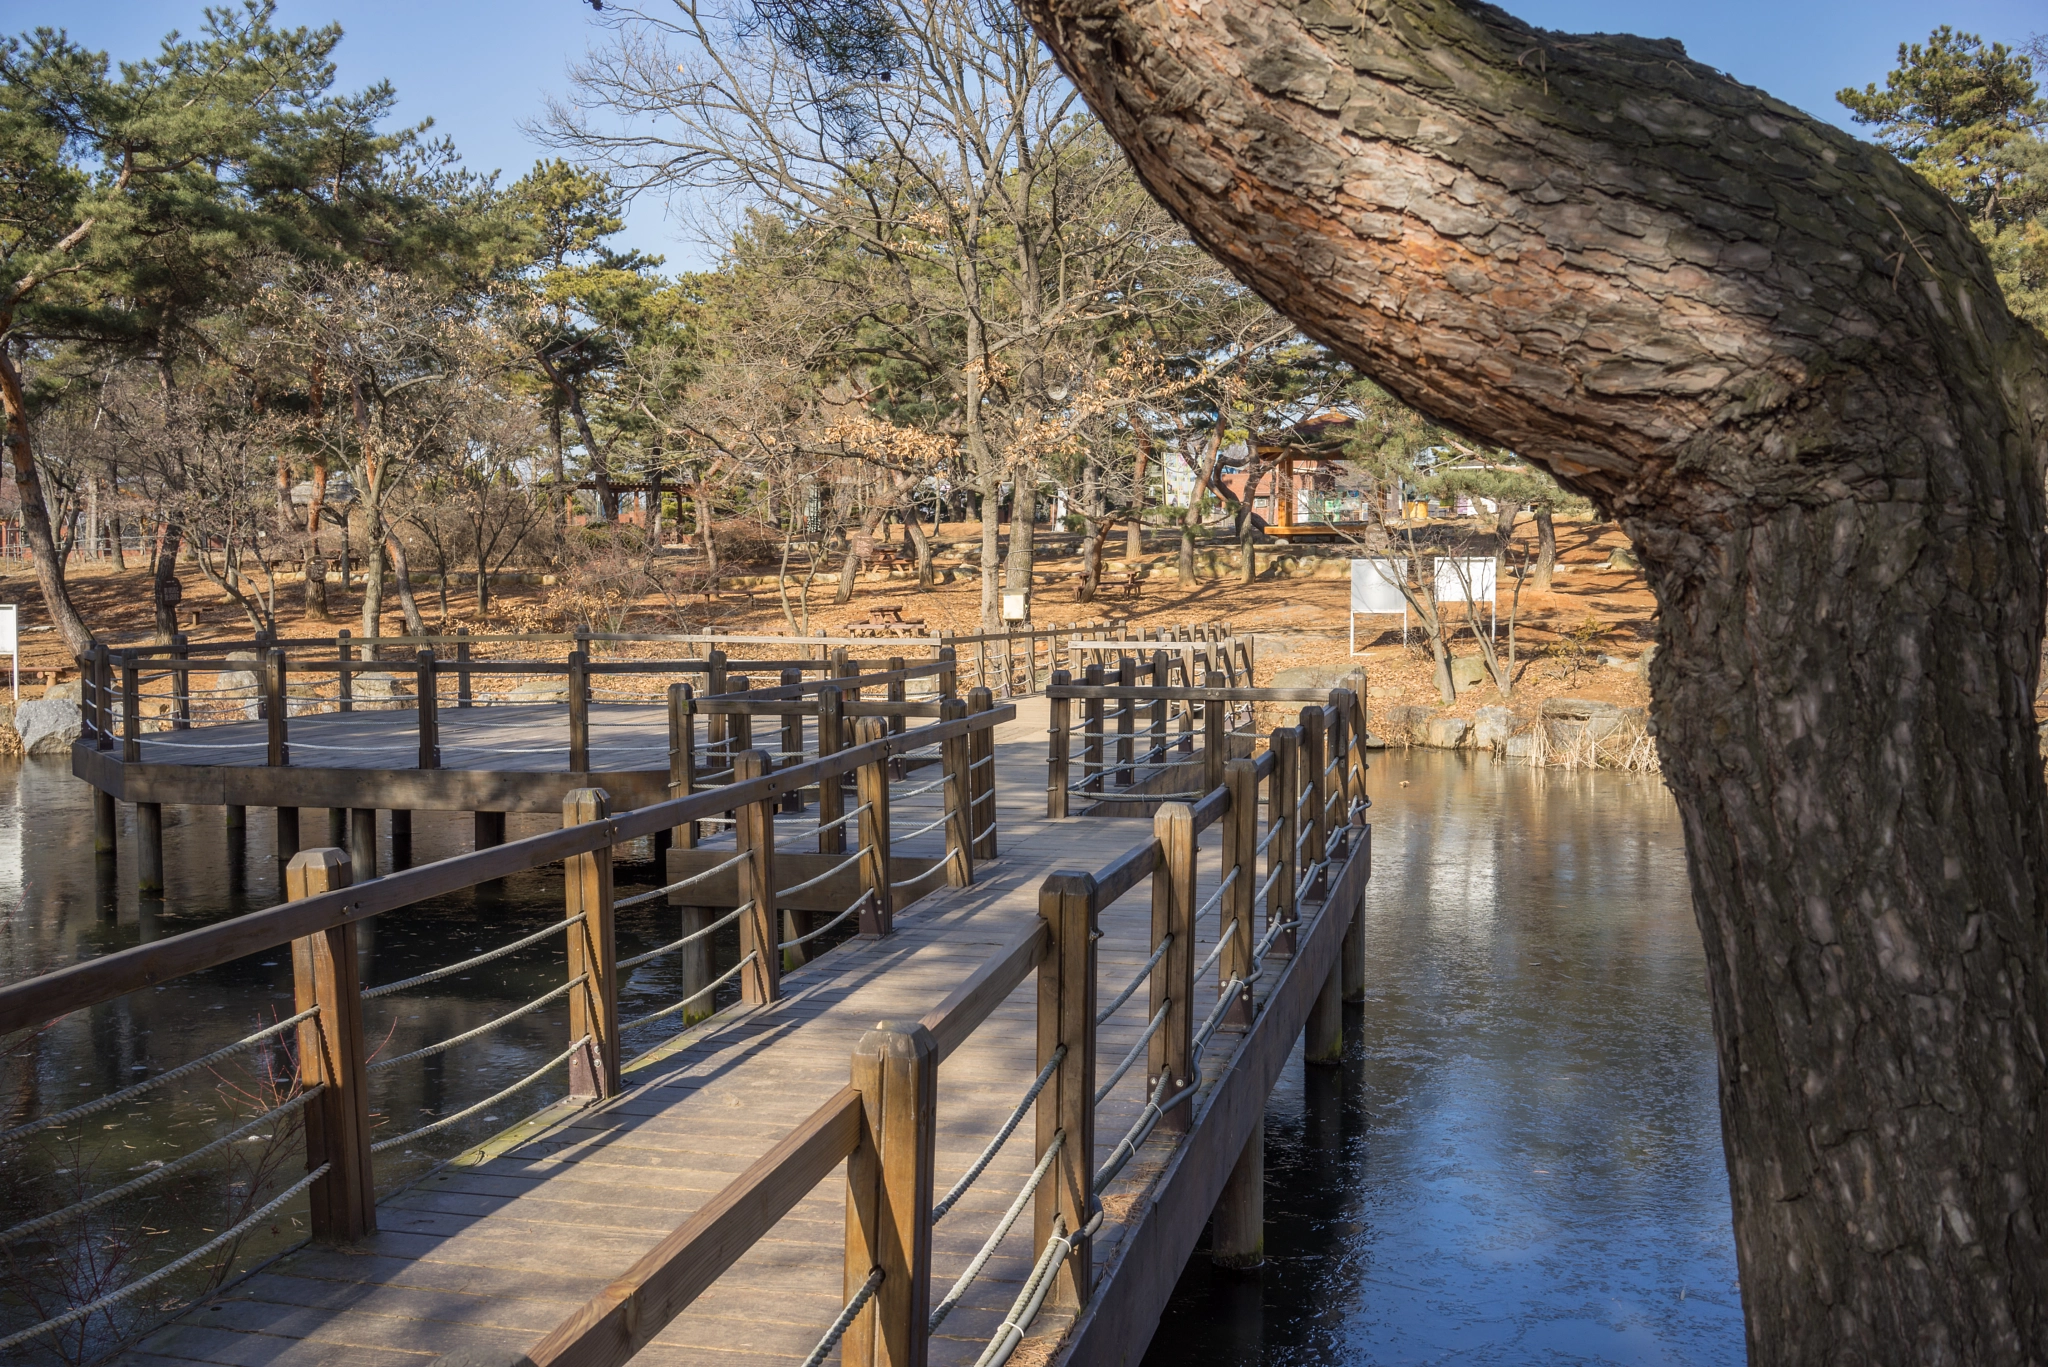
[116,698,1272,1367]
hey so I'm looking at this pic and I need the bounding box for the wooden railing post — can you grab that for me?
[1268,727,1299,957]
[288,847,375,1242]
[416,648,440,770]
[940,698,974,888]
[564,788,619,1099]
[337,629,354,713]
[966,686,996,858]
[781,667,806,812]
[1221,758,1259,1028]
[706,648,730,753]
[844,1022,937,1367]
[734,750,783,1003]
[93,644,112,750]
[567,649,591,772]
[1301,705,1327,899]
[886,655,907,738]
[668,682,698,848]
[1151,802,1196,1133]
[1148,650,1168,766]
[937,643,957,700]
[1203,671,1227,792]
[266,647,289,766]
[854,718,894,937]
[121,653,140,762]
[455,627,472,708]
[1081,662,1105,795]
[1175,653,1195,755]
[1114,655,1135,785]
[817,686,846,854]
[171,633,191,730]
[1047,668,1072,818]
[1036,872,1097,1308]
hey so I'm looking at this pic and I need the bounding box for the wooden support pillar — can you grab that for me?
[348,809,377,883]
[816,686,845,854]
[1307,962,1344,1066]
[854,717,894,937]
[1036,871,1097,1309]
[563,788,619,1099]
[780,668,805,812]
[121,654,140,761]
[1211,1122,1264,1270]
[225,803,245,829]
[288,848,376,1242]
[1081,663,1105,795]
[1148,650,1168,766]
[844,1022,938,1367]
[171,632,191,730]
[337,629,354,714]
[416,648,440,770]
[706,649,729,752]
[1204,671,1227,791]
[1221,758,1258,1029]
[886,656,907,738]
[967,685,996,859]
[137,802,164,895]
[276,807,301,862]
[940,698,974,888]
[668,681,697,849]
[454,629,472,707]
[937,643,957,700]
[474,810,506,850]
[1151,801,1196,1133]
[388,810,412,869]
[327,808,347,849]
[567,649,590,773]
[1047,668,1072,818]
[1114,655,1135,785]
[265,647,289,766]
[733,751,782,1004]
[93,789,117,856]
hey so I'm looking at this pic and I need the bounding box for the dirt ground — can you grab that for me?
[0,516,1656,725]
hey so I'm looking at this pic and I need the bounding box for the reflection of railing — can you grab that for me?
[0,700,1014,1352]
[504,690,1370,1367]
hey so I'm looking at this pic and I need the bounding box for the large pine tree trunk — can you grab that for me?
[1022,0,2048,1359]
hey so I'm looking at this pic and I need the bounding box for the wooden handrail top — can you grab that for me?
[1048,684,1350,703]
[919,920,1052,1062]
[0,704,1016,1035]
[686,698,945,719]
[1190,785,1231,834]
[1094,840,1162,910]
[524,1086,865,1367]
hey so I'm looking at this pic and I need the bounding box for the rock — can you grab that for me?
[506,677,569,704]
[1604,546,1640,570]
[1637,642,1660,677]
[1363,732,1388,750]
[353,672,416,710]
[1378,704,1431,743]
[1449,656,1489,691]
[1541,696,1646,743]
[1472,706,1513,752]
[1504,731,1539,761]
[44,680,81,703]
[15,698,81,756]
[1268,666,1368,696]
[1422,716,1470,749]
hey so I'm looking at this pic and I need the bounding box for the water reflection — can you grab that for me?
[1145,749,1743,1366]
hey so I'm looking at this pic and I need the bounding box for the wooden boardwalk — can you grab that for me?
[118,698,1245,1367]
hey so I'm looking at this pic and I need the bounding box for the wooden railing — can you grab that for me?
[494,688,1370,1367]
[0,698,1015,1355]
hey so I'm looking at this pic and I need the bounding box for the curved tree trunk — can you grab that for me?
[1022,0,2048,1360]
[0,350,94,657]
[1533,508,1558,592]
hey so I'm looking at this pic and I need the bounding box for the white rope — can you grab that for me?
[971,1216,1071,1367]
[363,918,583,1000]
[371,1036,588,1154]
[368,977,585,1073]
[1196,866,1239,922]
[0,1162,331,1353]
[1095,1071,1177,1188]
[618,953,757,1032]
[1094,1003,1170,1106]
[894,811,953,843]
[928,1133,1064,1330]
[614,850,751,909]
[889,860,948,894]
[1,1009,316,1145]
[779,892,870,951]
[1197,919,1239,977]
[618,903,749,970]
[776,803,868,851]
[930,1046,1065,1225]
[799,1266,885,1367]
[1096,936,1171,1027]
[776,847,870,900]
[0,1087,322,1247]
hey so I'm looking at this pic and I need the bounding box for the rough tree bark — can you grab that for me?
[1532,506,1558,591]
[0,349,95,657]
[1021,0,2048,1361]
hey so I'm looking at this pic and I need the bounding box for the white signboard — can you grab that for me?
[1434,556,1497,604]
[1350,559,1410,614]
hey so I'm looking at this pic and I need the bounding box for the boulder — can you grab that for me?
[1472,706,1514,752]
[1449,656,1490,691]
[1378,704,1432,743]
[15,698,81,756]
[1604,546,1640,570]
[44,680,82,703]
[1540,696,1645,742]
[506,677,569,704]
[1267,666,1368,696]
[1422,716,1470,749]
[352,672,416,711]
[1504,731,1540,761]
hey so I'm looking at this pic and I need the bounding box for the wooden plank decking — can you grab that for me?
[120,698,1242,1367]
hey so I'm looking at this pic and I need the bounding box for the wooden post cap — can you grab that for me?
[286,847,353,899]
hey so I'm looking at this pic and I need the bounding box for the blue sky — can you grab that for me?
[23,0,2048,268]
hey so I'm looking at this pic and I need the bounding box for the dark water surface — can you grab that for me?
[1144,749,1743,1366]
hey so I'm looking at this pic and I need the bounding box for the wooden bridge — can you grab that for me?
[2,627,1367,1367]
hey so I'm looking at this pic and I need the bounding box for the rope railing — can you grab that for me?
[972,1215,1071,1367]
[1095,1071,1178,1188]
[1196,918,1239,977]
[618,903,749,972]
[1095,936,1171,1027]
[614,850,751,910]
[775,802,869,852]
[928,1132,1064,1331]
[778,892,871,952]
[618,953,758,1034]
[930,1046,1066,1225]
[363,919,583,1000]
[0,1162,333,1354]
[799,1266,885,1367]
[0,1008,316,1145]
[0,1086,323,1248]
[1094,1003,1170,1106]
[893,810,954,844]
[367,977,585,1074]
[370,1036,590,1155]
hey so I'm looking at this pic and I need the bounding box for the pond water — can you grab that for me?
[1143,748,1745,1366]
